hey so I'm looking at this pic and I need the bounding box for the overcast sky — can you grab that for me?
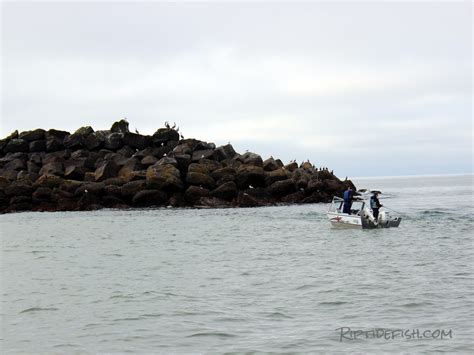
[2,1,472,177]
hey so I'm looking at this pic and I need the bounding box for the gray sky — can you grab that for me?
[2,1,472,177]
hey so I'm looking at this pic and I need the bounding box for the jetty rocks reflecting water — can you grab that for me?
[0,120,354,213]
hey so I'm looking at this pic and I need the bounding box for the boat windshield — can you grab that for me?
[328,197,365,216]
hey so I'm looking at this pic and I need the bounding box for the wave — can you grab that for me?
[20,307,58,313]
[187,332,236,338]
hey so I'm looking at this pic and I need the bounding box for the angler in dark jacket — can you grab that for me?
[343,187,353,214]
[370,191,383,222]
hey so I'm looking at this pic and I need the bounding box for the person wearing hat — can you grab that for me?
[370,191,383,222]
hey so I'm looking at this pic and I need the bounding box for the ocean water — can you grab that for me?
[1,174,473,353]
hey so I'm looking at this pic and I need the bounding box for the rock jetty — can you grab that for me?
[0,120,355,213]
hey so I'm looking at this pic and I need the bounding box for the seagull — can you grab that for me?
[135,128,139,134]
[84,189,88,194]
[249,185,254,189]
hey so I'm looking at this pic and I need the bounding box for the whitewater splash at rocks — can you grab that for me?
[0,120,355,213]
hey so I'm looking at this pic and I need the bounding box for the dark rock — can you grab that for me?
[116,145,136,158]
[172,143,192,155]
[94,160,118,181]
[104,133,124,150]
[285,162,298,172]
[32,187,52,202]
[19,129,45,141]
[110,119,129,133]
[132,189,168,207]
[5,181,34,197]
[155,156,178,167]
[57,198,78,211]
[5,159,25,171]
[27,161,40,174]
[74,182,105,196]
[186,172,215,189]
[102,196,128,208]
[265,168,289,186]
[169,192,186,207]
[146,164,182,191]
[121,180,147,199]
[184,186,210,204]
[104,184,122,198]
[43,150,70,164]
[214,144,236,161]
[103,177,125,186]
[195,141,216,151]
[35,174,62,189]
[51,188,74,201]
[141,156,158,166]
[84,172,96,181]
[235,165,266,189]
[83,131,103,150]
[221,159,242,169]
[122,132,150,150]
[236,192,263,207]
[5,139,29,153]
[39,162,64,176]
[70,149,90,160]
[0,169,18,181]
[173,154,191,173]
[118,158,143,182]
[198,159,221,172]
[152,128,180,145]
[211,167,236,181]
[196,196,231,208]
[59,179,83,193]
[133,146,170,160]
[29,140,46,152]
[188,163,210,175]
[166,140,179,150]
[64,126,93,149]
[239,152,263,167]
[0,130,18,151]
[211,181,237,200]
[269,179,296,196]
[64,165,86,180]
[281,191,306,204]
[192,149,215,162]
[263,157,281,171]
[17,171,38,183]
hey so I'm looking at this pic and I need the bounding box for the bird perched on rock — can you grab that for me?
[165,121,170,129]
[135,128,139,134]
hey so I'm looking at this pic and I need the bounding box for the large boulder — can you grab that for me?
[263,157,282,171]
[83,131,108,150]
[269,179,296,196]
[104,133,124,150]
[123,132,151,150]
[121,180,147,199]
[5,181,34,197]
[39,161,64,176]
[210,181,237,200]
[19,129,45,142]
[64,126,93,149]
[239,152,263,167]
[172,143,192,155]
[141,156,158,166]
[284,162,298,172]
[4,139,29,153]
[187,163,210,175]
[185,172,215,189]
[45,129,69,152]
[146,163,183,191]
[235,165,266,189]
[0,130,19,151]
[94,160,119,181]
[236,192,263,207]
[29,140,46,152]
[35,174,62,189]
[265,168,289,185]
[191,149,215,162]
[64,165,86,180]
[210,167,236,181]
[152,128,180,145]
[110,119,129,133]
[184,185,210,204]
[118,158,144,182]
[5,159,25,171]
[214,144,236,161]
[132,189,167,207]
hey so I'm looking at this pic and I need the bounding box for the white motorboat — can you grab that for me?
[326,191,402,229]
